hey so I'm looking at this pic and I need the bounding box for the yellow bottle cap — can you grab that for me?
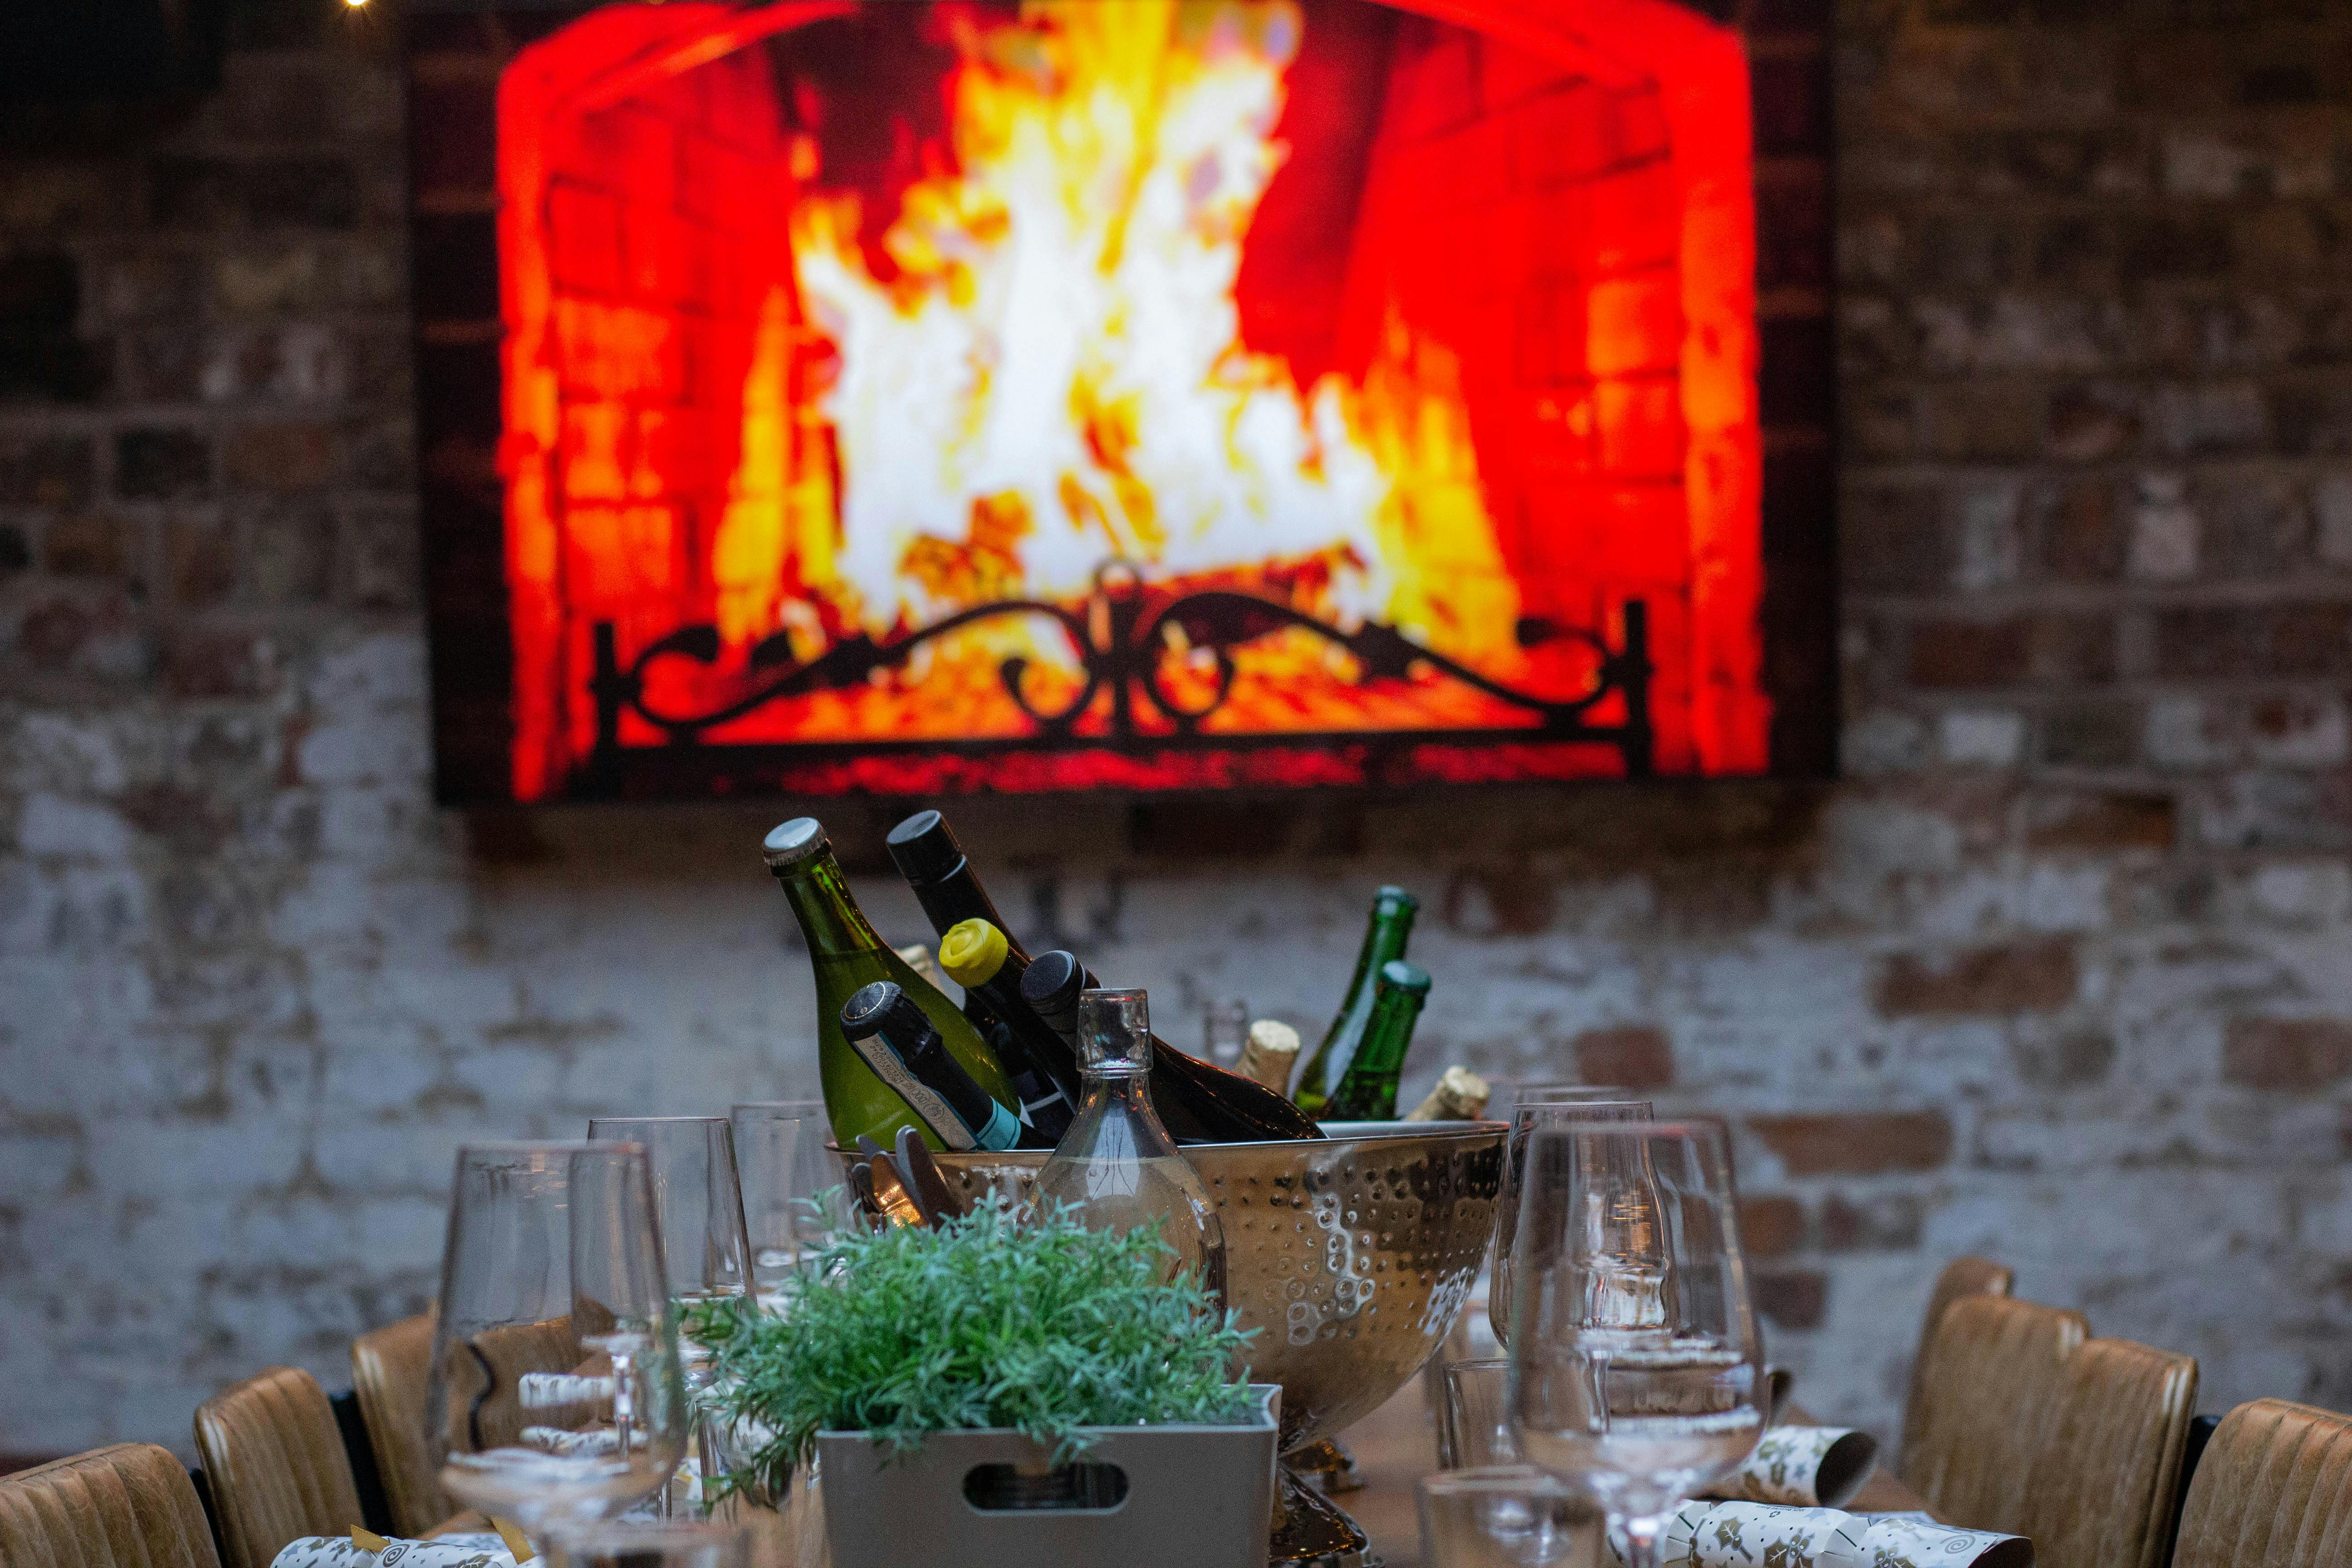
[939,918,1009,986]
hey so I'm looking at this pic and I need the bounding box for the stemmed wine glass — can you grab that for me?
[585,1118,756,1318]
[1507,1119,1761,1568]
[1487,1093,1653,1347]
[425,1142,688,1530]
[727,1101,843,1306]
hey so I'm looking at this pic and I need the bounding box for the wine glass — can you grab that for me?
[1488,1095,1653,1347]
[585,1118,756,1317]
[728,1101,843,1305]
[1507,1119,1761,1568]
[425,1142,688,1529]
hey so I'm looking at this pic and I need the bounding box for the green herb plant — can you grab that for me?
[690,1197,1257,1490]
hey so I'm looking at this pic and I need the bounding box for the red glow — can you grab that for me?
[496,0,1763,799]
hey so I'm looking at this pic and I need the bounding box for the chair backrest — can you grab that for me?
[0,1444,222,1568]
[192,1367,365,1568]
[351,1314,441,1537]
[1898,1255,2014,1467]
[1899,1293,2088,1533]
[2175,1398,2352,1568]
[2017,1336,2199,1568]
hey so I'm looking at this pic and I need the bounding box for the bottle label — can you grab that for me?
[975,1099,1023,1152]
[848,1034,978,1151]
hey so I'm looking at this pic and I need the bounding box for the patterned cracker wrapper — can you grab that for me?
[1857,1513,2034,1568]
[1616,1502,2032,1568]
[1709,1424,1882,1508]
[270,1537,515,1568]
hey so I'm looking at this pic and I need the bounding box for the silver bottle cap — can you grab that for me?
[762,817,828,871]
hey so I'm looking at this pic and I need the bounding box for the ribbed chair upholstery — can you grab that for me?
[0,1444,221,1568]
[193,1367,366,1568]
[1900,1294,2088,1533]
[352,1314,440,1536]
[2175,1398,2352,1568]
[1898,1256,2013,1467]
[2017,1336,2198,1568]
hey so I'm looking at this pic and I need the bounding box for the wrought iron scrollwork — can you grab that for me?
[585,566,1653,784]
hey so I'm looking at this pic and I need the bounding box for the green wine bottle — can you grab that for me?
[762,818,1017,1151]
[1324,960,1432,1120]
[1293,886,1419,1116]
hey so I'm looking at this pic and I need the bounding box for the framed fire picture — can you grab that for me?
[409,0,1835,804]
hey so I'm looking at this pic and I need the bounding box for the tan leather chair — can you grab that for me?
[2175,1398,2352,1567]
[1898,1255,2013,1467]
[352,1314,441,1536]
[1900,1294,2088,1533]
[0,1443,222,1568]
[2017,1336,2198,1568]
[192,1367,365,1568]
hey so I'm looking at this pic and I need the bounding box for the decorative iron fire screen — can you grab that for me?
[407,0,1837,802]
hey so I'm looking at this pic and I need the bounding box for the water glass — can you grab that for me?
[1488,1095,1652,1347]
[425,1142,689,1528]
[541,1523,749,1568]
[1419,1466,1598,1568]
[1439,1357,1515,1469]
[1202,998,1250,1068]
[1508,1119,1761,1568]
[728,1101,842,1302]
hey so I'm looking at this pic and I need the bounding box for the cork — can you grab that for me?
[1237,1019,1301,1094]
[1402,1064,1491,1121]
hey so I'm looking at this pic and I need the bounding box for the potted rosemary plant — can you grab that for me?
[691,1200,1279,1568]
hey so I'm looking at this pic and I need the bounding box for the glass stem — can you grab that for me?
[606,1348,637,1461]
[1618,1512,1666,1568]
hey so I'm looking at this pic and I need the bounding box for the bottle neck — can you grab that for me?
[1073,1069,1176,1152]
[1350,986,1427,1077]
[772,852,885,959]
[1341,907,1416,1013]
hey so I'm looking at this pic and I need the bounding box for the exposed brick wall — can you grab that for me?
[5,0,2352,1459]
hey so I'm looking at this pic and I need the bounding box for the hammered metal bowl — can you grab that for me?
[929,1121,1503,1453]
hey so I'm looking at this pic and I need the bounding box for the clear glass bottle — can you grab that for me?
[1032,988,1227,1303]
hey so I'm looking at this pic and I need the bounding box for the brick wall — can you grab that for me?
[5,0,2352,1458]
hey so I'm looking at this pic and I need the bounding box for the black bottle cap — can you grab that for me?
[841,980,936,1050]
[885,809,964,887]
[1018,950,1086,1031]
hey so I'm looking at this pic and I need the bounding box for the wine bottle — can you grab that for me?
[762,818,1019,1152]
[887,811,1323,1143]
[1033,987,1226,1301]
[1293,887,1420,1116]
[839,982,1026,1152]
[902,941,1069,1141]
[937,918,1078,1140]
[1323,960,1431,1120]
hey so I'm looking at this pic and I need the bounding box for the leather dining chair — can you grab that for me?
[2017,1335,2199,1568]
[1900,1293,2087,1534]
[0,1443,222,1568]
[191,1367,365,1568]
[351,1314,441,1537]
[2173,1397,2352,1566]
[1897,1255,2013,1468]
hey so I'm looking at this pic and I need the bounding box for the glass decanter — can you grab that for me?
[1032,987,1227,1304]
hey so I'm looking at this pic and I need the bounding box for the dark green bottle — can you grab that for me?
[763,818,1017,1151]
[1324,960,1432,1120]
[1293,886,1420,1115]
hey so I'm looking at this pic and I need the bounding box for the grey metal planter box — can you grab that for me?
[815,1385,1281,1568]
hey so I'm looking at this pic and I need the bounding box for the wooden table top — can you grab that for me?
[1336,1383,1934,1568]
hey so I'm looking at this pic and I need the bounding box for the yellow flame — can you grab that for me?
[759,0,1518,676]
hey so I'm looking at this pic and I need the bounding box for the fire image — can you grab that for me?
[492,0,1764,799]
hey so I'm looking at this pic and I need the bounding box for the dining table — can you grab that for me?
[1334,1377,1936,1568]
